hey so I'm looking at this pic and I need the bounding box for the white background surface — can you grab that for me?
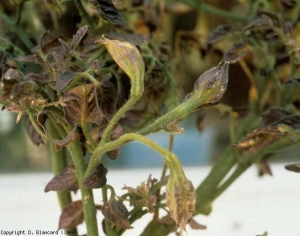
[1,164,300,236]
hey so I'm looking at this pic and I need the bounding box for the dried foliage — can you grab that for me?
[1,0,300,235]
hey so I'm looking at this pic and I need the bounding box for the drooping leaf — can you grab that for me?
[223,41,250,63]
[83,164,108,189]
[70,25,89,50]
[94,79,117,120]
[285,163,300,173]
[101,198,132,229]
[188,218,207,230]
[90,0,131,30]
[63,84,102,124]
[54,125,78,148]
[234,126,286,153]
[45,166,79,192]
[56,72,75,91]
[24,114,45,146]
[107,148,120,160]
[96,37,145,97]
[166,176,196,230]
[26,73,51,85]
[262,108,300,128]
[206,24,233,46]
[15,54,53,72]
[58,201,84,229]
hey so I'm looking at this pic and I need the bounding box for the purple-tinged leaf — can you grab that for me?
[56,72,75,91]
[83,164,108,189]
[206,24,233,46]
[70,25,89,49]
[223,41,250,63]
[45,166,79,192]
[58,38,71,55]
[15,54,53,72]
[285,163,300,173]
[189,218,207,230]
[24,114,45,146]
[26,73,51,85]
[90,0,131,30]
[262,108,300,128]
[58,201,84,229]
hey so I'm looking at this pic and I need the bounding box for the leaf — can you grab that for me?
[243,15,273,31]
[96,37,145,97]
[188,218,207,230]
[83,164,108,189]
[166,176,196,230]
[206,24,233,46]
[15,54,53,72]
[24,114,45,146]
[26,73,51,85]
[94,79,118,120]
[262,108,300,129]
[90,0,131,30]
[54,125,78,148]
[107,32,150,45]
[70,25,89,50]
[56,72,75,91]
[223,41,250,63]
[45,166,79,192]
[285,163,300,173]
[59,201,84,229]
[89,60,101,75]
[58,38,71,55]
[234,126,286,153]
[63,84,102,124]
[101,198,132,229]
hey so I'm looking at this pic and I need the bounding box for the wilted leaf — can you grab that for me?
[56,72,75,91]
[166,176,196,230]
[285,163,300,173]
[90,0,131,30]
[63,84,102,124]
[223,41,250,63]
[54,125,78,148]
[234,126,286,153]
[189,218,207,230]
[45,166,79,192]
[107,148,120,160]
[24,114,45,146]
[96,37,145,97]
[26,73,51,85]
[262,108,300,128]
[101,198,132,229]
[59,201,84,229]
[70,25,89,50]
[206,24,233,46]
[83,164,108,189]
[15,54,53,72]
[157,214,175,225]
[243,15,273,31]
[94,79,117,119]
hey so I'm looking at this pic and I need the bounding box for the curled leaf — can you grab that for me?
[223,41,250,63]
[24,114,45,146]
[90,0,131,30]
[83,164,108,189]
[285,163,300,173]
[45,166,79,192]
[101,198,132,229]
[59,201,84,229]
[234,126,286,153]
[262,108,300,128]
[96,37,145,97]
[166,175,196,230]
[206,24,233,46]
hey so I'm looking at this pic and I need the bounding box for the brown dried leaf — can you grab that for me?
[262,108,300,128]
[59,201,84,229]
[189,218,207,230]
[223,41,250,63]
[63,84,102,124]
[56,72,75,91]
[90,0,131,30]
[206,24,233,46]
[166,177,196,230]
[83,164,108,189]
[234,126,286,153]
[54,125,78,148]
[24,114,45,146]
[70,25,89,49]
[285,163,300,173]
[107,148,120,160]
[101,199,132,229]
[45,166,79,192]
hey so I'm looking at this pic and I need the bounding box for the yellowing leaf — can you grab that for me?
[96,37,145,97]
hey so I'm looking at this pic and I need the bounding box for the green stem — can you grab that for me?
[182,0,248,22]
[68,139,99,236]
